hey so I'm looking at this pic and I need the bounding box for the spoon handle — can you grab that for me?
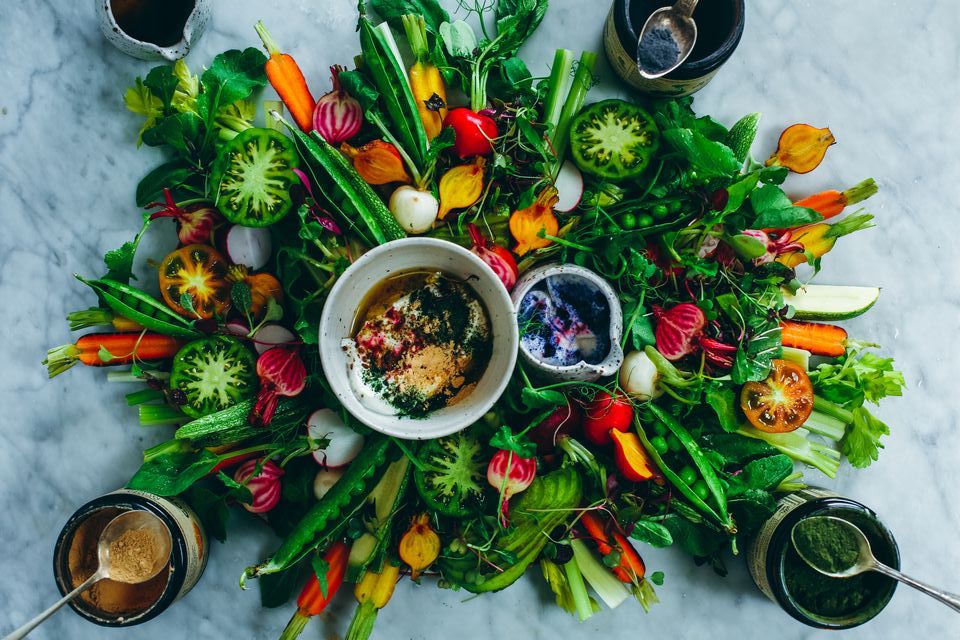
[675,0,699,18]
[872,562,960,613]
[2,572,103,640]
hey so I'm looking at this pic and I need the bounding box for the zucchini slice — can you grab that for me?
[784,285,880,321]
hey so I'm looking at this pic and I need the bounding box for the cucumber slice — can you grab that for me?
[414,432,488,517]
[170,336,258,418]
[783,285,880,320]
[569,99,659,180]
[211,128,300,227]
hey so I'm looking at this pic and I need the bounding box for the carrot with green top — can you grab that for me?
[44,333,184,378]
[780,320,847,357]
[794,178,878,220]
[279,541,349,640]
[255,21,315,131]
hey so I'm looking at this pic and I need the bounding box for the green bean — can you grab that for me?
[647,404,731,526]
[77,276,202,339]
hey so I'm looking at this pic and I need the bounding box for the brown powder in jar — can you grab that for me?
[67,508,169,617]
[109,528,162,583]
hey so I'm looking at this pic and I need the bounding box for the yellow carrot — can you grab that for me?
[402,14,447,140]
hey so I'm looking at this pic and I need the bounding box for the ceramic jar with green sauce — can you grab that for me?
[603,0,745,97]
[747,488,900,629]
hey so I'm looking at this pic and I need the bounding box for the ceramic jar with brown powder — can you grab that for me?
[52,489,208,627]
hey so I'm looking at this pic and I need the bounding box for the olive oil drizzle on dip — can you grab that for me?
[344,271,492,417]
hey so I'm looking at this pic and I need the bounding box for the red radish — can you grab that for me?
[249,347,307,427]
[468,223,518,291]
[253,323,297,354]
[233,458,284,513]
[444,108,498,158]
[147,188,220,245]
[225,225,273,271]
[654,303,707,361]
[312,65,363,144]
[307,408,365,468]
[487,449,537,526]
[313,467,346,500]
[553,160,584,213]
[224,320,250,336]
[582,391,634,446]
[529,400,583,452]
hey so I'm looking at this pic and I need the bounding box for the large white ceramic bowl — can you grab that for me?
[319,238,518,440]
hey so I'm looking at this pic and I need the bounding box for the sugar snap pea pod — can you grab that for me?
[241,435,398,585]
[76,276,203,339]
[633,417,727,530]
[647,404,732,528]
[358,16,428,169]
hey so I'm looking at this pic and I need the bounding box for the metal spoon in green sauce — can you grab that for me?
[791,515,960,613]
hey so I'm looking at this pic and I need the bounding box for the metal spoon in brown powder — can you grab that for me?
[4,510,173,640]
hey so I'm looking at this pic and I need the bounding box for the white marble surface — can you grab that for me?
[1,1,959,638]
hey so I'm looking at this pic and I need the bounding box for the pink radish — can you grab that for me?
[487,449,537,526]
[224,320,250,337]
[313,65,363,144]
[249,348,306,427]
[253,323,296,354]
[147,188,221,245]
[553,160,584,213]
[313,467,346,500]
[307,408,365,468]
[225,225,272,271]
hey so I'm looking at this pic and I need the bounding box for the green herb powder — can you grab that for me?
[792,517,860,574]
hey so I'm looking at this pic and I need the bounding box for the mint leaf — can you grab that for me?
[662,128,740,178]
[310,555,330,599]
[144,65,179,110]
[630,519,674,548]
[750,185,821,229]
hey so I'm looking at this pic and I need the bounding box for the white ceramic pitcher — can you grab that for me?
[95,0,211,61]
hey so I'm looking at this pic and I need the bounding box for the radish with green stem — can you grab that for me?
[552,160,584,212]
[389,185,439,234]
[307,408,364,468]
[225,225,272,270]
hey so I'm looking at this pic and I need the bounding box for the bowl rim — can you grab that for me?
[318,237,518,439]
[511,262,624,375]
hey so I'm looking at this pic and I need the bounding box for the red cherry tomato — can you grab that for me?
[444,108,498,158]
[582,391,634,446]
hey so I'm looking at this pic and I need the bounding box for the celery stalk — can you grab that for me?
[126,388,164,406]
[550,50,597,175]
[543,49,574,133]
[738,426,841,478]
[139,404,188,427]
[803,410,847,441]
[563,555,597,621]
[570,539,629,609]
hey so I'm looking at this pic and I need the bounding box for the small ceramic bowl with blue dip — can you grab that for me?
[511,264,623,383]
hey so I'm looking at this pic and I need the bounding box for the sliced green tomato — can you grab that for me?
[569,99,659,180]
[414,432,488,517]
[211,128,299,227]
[783,285,880,320]
[170,336,258,418]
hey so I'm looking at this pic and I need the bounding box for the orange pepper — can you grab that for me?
[341,140,412,185]
[610,430,656,482]
[766,123,835,174]
[438,157,485,220]
[509,187,559,256]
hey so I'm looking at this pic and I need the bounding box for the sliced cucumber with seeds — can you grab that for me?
[211,128,299,227]
[170,336,258,418]
[783,285,880,321]
[569,99,659,180]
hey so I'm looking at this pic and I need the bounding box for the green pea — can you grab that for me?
[620,213,637,229]
[637,214,654,227]
[692,480,710,501]
[666,434,683,453]
[652,421,668,436]
[679,466,698,486]
[650,435,669,455]
[652,204,669,219]
[668,200,682,213]
[605,222,620,235]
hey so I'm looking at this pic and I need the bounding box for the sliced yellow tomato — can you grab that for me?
[739,359,814,433]
[159,244,230,319]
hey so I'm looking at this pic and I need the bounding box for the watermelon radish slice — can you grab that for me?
[553,160,584,212]
[654,303,706,361]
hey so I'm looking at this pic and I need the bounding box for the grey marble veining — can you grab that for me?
[1,1,959,638]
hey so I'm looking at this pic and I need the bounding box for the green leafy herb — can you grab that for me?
[629,519,674,548]
[750,185,822,229]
